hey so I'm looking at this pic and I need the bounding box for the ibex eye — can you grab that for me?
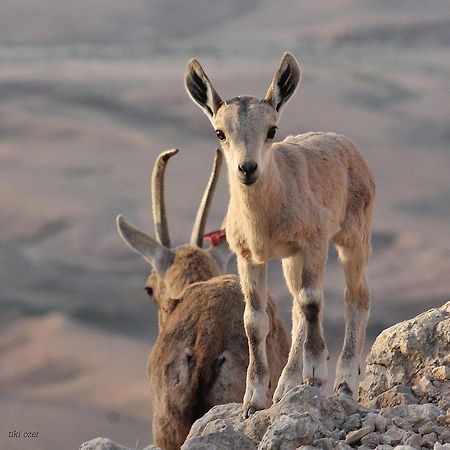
[266,126,277,140]
[215,130,226,141]
[145,286,153,297]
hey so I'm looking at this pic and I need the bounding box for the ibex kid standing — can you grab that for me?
[185,53,375,417]
[117,149,289,449]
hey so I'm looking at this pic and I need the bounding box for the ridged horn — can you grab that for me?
[190,149,223,247]
[152,148,179,247]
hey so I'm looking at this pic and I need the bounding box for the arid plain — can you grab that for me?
[0,1,449,449]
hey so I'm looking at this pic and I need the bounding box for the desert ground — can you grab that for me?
[0,1,449,449]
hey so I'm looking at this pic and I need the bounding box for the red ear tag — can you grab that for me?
[203,229,226,246]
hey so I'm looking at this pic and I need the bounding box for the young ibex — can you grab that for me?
[117,149,289,449]
[185,53,376,417]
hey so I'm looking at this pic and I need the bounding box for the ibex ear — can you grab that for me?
[185,59,223,119]
[265,52,301,113]
[116,215,174,277]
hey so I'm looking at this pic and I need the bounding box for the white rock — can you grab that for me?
[434,444,450,449]
[79,438,131,450]
[360,302,450,407]
[431,366,450,382]
[258,412,319,450]
[344,425,374,445]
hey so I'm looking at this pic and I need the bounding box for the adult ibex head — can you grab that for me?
[117,148,230,328]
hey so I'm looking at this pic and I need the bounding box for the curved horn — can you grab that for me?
[190,149,223,247]
[116,215,174,277]
[152,148,179,247]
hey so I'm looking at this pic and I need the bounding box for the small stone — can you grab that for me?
[434,444,450,450]
[438,427,450,443]
[376,446,394,450]
[439,396,450,413]
[360,431,380,446]
[382,404,442,425]
[392,446,415,450]
[372,386,419,409]
[329,429,346,441]
[259,412,319,450]
[431,366,450,382]
[343,414,362,432]
[419,421,437,435]
[79,438,131,450]
[438,415,450,426]
[363,412,388,433]
[382,426,407,446]
[423,432,438,446]
[392,416,413,432]
[337,394,359,416]
[358,445,374,450]
[312,437,335,450]
[419,376,439,396]
[404,433,423,448]
[334,443,352,450]
[345,425,375,445]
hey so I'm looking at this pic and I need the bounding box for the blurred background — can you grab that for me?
[0,1,449,448]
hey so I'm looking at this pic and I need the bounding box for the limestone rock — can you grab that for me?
[431,366,450,382]
[360,302,450,407]
[79,438,132,450]
[344,425,374,445]
[181,426,256,450]
[79,438,160,450]
[258,413,320,450]
[343,413,361,432]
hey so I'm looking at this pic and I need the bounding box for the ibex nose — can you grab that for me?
[238,161,258,177]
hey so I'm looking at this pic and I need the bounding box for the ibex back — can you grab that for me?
[185,53,375,417]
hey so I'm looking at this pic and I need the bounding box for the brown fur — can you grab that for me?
[149,274,288,450]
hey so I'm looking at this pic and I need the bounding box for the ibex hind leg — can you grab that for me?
[334,240,370,398]
[298,242,329,391]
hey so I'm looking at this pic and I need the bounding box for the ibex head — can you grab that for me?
[184,53,301,186]
[117,149,230,328]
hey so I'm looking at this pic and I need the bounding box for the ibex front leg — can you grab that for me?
[238,258,269,418]
[300,243,329,388]
[273,253,304,402]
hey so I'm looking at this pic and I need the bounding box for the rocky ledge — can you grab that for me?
[80,301,450,450]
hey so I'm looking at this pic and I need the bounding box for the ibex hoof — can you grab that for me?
[272,381,298,404]
[303,377,325,388]
[334,382,353,397]
[242,404,258,419]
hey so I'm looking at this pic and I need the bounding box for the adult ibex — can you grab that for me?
[185,53,376,417]
[117,149,289,449]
